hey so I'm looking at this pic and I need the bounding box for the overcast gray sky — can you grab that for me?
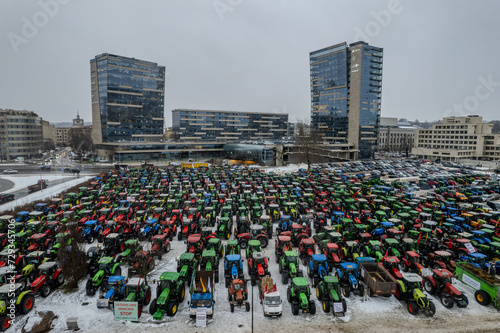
[1,0,499,126]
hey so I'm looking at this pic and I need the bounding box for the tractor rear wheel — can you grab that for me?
[287,287,291,303]
[251,275,256,286]
[395,284,403,300]
[400,261,409,272]
[358,284,364,296]
[423,277,435,294]
[240,241,248,249]
[180,285,186,302]
[86,280,96,296]
[228,292,232,301]
[322,300,330,313]
[166,242,171,253]
[230,302,235,313]
[309,301,316,315]
[20,293,35,314]
[441,295,454,309]
[17,277,29,291]
[114,266,122,276]
[475,290,491,306]
[149,298,158,315]
[138,304,143,318]
[245,301,250,312]
[57,273,65,286]
[143,287,152,305]
[259,237,268,248]
[291,302,299,315]
[407,301,419,315]
[41,285,51,298]
[279,261,283,273]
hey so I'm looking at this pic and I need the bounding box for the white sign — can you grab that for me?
[333,302,344,313]
[97,298,109,308]
[465,242,476,253]
[196,307,207,327]
[462,273,481,291]
[114,301,139,321]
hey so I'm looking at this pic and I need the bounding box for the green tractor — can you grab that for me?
[225,240,241,256]
[119,239,143,265]
[206,238,224,259]
[216,217,232,240]
[123,277,152,318]
[383,238,402,258]
[316,275,347,316]
[176,252,197,284]
[362,240,384,261]
[86,256,122,296]
[279,251,303,284]
[286,277,316,315]
[200,250,219,283]
[150,272,186,319]
[0,283,35,331]
[395,274,436,317]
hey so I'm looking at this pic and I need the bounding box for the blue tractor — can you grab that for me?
[276,215,292,235]
[96,275,127,309]
[82,220,102,244]
[139,218,163,241]
[307,254,329,287]
[336,262,364,298]
[224,254,244,287]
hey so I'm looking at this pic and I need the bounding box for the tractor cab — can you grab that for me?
[27,233,50,251]
[186,234,203,257]
[430,268,453,285]
[383,256,402,279]
[246,240,262,259]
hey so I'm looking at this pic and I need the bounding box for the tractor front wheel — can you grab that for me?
[0,316,11,332]
[57,273,65,286]
[291,302,299,315]
[322,300,330,313]
[180,285,186,302]
[400,261,409,272]
[316,286,323,301]
[166,301,178,317]
[144,287,152,305]
[287,287,291,303]
[395,284,403,300]
[20,293,35,314]
[282,272,289,285]
[342,286,350,298]
[427,301,436,317]
[149,298,158,315]
[441,295,454,309]
[137,304,143,318]
[41,285,51,298]
[475,290,491,306]
[309,301,316,315]
[407,301,419,315]
[230,302,235,313]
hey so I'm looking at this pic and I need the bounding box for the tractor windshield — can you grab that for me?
[234,283,243,291]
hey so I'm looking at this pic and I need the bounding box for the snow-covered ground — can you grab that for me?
[0,176,92,213]
[1,175,76,193]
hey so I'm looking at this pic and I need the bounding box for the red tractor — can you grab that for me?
[422,269,469,308]
[422,250,455,272]
[151,234,171,260]
[30,261,64,297]
[160,219,178,240]
[275,235,292,262]
[289,224,309,247]
[399,251,425,275]
[247,252,270,286]
[299,238,316,265]
[382,256,403,280]
[27,234,53,252]
[177,219,198,241]
[128,251,155,277]
[321,242,342,270]
[185,234,204,259]
[228,278,250,312]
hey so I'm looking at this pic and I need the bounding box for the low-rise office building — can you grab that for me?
[0,109,43,160]
[412,115,500,161]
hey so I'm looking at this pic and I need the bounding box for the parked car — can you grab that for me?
[3,169,18,174]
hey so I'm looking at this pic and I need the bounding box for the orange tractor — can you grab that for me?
[228,278,250,312]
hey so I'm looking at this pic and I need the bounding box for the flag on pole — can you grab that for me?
[207,277,212,293]
[417,232,422,245]
[271,284,277,293]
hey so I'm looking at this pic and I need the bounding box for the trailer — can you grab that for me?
[359,262,397,297]
[189,270,215,318]
[455,261,500,309]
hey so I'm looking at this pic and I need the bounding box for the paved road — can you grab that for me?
[0,178,15,193]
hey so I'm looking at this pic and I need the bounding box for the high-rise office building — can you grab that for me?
[310,41,383,159]
[90,53,165,152]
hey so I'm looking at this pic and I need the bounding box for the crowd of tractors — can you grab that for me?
[1,162,500,329]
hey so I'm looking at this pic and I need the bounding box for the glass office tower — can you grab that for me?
[90,53,165,146]
[310,41,382,159]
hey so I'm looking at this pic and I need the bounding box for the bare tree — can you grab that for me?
[295,119,322,170]
[58,222,87,291]
[68,127,93,153]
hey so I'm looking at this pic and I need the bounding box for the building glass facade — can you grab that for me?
[310,41,383,159]
[91,53,165,144]
[172,109,288,141]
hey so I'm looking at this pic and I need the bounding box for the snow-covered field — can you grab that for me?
[1,175,76,193]
[3,173,499,333]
